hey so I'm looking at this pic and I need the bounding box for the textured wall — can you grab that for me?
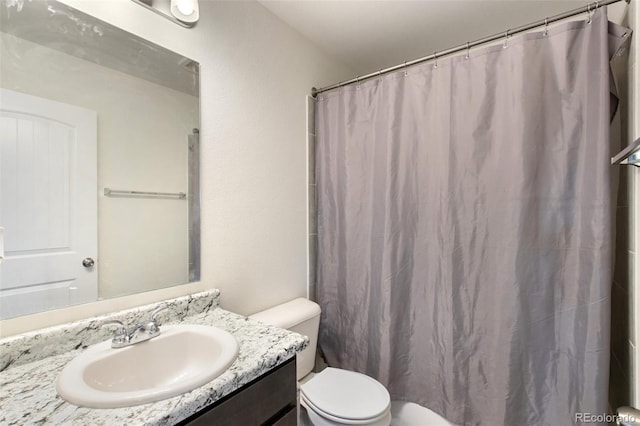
[629,0,640,408]
[609,0,640,411]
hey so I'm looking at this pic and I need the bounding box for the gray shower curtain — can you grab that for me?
[316,9,627,426]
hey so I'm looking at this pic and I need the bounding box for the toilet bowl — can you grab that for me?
[250,298,451,426]
[390,401,455,426]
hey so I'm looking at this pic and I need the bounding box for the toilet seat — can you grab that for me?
[300,368,391,424]
[301,393,390,425]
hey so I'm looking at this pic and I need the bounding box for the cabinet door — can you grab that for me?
[271,408,297,426]
[181,358,297,426]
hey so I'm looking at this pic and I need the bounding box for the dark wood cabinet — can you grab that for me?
[178,358,297,426]
[271,407,297,426]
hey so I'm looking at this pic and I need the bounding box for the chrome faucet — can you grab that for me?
[101,305,168,348]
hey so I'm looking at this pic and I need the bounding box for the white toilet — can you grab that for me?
[250,298,454,426]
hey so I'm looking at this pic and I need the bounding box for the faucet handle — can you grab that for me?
[101,320,128,347]
[150,304,169,324]
[144,304,169,335]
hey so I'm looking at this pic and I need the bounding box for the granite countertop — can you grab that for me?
[0,292,307,426]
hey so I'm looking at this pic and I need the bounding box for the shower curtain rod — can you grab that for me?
[311,0,630,97]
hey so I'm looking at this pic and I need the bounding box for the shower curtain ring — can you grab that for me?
[465,42,470,59]
[587,3,592,23]
[378,69,383,81]
[433,51,438,69]
[356,76,361,89]
[404,61,409,76]
[503,29,510,48]
[543,18,548,36]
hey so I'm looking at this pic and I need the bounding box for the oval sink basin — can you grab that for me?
[57,324,239,408]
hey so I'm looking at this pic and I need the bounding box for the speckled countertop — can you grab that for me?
[0,291,307,425]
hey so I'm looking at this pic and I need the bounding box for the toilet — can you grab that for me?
[250,298,454,426]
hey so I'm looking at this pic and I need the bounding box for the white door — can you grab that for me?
[0,88,98,319]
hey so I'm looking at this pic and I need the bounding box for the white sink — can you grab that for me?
[56,324,239,408]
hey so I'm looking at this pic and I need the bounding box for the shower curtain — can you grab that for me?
[316,9,629,426]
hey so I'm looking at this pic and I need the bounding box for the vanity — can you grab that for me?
[180,358,297,426]
[0,291,307,425]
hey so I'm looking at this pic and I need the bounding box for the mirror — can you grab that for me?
[0,0,200,319]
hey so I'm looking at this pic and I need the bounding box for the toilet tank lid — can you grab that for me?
[249,298,321,329]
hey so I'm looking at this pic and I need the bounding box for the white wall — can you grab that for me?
[0,0,353,336]
[607,0,640,411]
[628,0,640,409]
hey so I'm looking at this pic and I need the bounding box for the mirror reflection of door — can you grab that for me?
[0,88,98,318]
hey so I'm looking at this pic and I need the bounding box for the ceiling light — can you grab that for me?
[130,0,199,28]
[171,0,199,25]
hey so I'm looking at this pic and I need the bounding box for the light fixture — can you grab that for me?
[130,0,199,28]
[170,0,199,25]
[174,0,194,16]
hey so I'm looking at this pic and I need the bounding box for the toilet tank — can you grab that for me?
[250,298,321,380]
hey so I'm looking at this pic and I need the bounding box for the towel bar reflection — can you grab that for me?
[104,188,187,199]
[612,137,640,167]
